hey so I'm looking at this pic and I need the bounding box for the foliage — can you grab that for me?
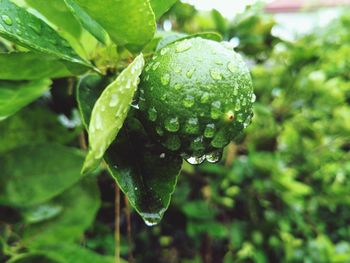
[1,0,350,263]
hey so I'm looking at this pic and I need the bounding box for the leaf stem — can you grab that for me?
[115,184,120,263]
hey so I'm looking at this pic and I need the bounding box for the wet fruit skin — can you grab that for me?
[139,37,255,160]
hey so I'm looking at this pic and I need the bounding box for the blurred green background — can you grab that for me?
[1,1,350,262]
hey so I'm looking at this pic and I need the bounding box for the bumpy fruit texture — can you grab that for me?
[139,37,255,163]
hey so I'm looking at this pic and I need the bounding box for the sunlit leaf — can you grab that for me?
[82,54,144,174]
[150,0,177,19]
[105,117,182,226]
[0,0,90,66]
[64,0,109,44]
[68,0,156,47]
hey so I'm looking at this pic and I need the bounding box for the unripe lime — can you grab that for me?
[139,37,255,164]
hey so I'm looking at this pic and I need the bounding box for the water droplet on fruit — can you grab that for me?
[251,93,256,103]
[165,117,180,132]
[160,47,169,55]
[109,94,119,107]
[184,118,199,134]
[210,69,222,80]
[200,92,210,103]
[161,73,170,85]
[204,124,216,138]
[206,150,223,163]
[191,136,205,152]
[233,85,239,96]
[148,107,157,121]
[1,15,12,25]
[211,101,221,119]
[174,66,182,74]
[186,155,205,165]
[211,132,229,148]
[237,113,244,123]
[163,135,181,151]
[176,40,192,53]
[174,83,182,90]
[186,68,195,78]
[227,61,237,73]
[183,95,195,108]
[152,62,160,70]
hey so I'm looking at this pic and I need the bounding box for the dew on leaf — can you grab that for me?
[1,15,13,26]
[109,94,119,107]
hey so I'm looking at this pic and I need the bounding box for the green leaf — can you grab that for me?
[23,0,82,40]
[22,177,100,247]
[0,52,86,80]
[0,0,89,66]
[105,118,182,226]
[0,144,84,207]
[64,0,109,44]
[0,79,51,120]
[82,54,144,174]
[150,0,177,19]
[33,244,119,263]
[21,204,63,224]
[6,253,62,263]
[0,106,80,154]
[68,0,156,47]
[76,74,109,129]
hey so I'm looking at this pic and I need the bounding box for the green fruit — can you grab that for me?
[139,37,255,163]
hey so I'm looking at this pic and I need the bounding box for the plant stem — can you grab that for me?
[115,184,120,263]
[124,196,134,263]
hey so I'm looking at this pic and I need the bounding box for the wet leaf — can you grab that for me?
[22,177,100,247]
[76,73,109,129]
[150,0,177,19]
[0,0,90,66]
[0,144,85,207]
[105,118,182,226]
[0,52,86,80]
[24,0,82,40]
[82,54,144,174]
[0,79,51,120]
[68,0,156,47]
[64,0,109,44]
